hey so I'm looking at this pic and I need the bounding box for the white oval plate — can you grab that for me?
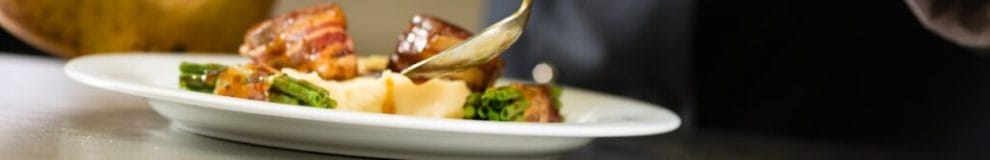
[64,53,680,160]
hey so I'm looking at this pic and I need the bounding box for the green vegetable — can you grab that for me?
[179,73,214,93]
[462,94,480,119]
[177,62,337,108]
[463,87,529,121]
[268,92,300,105]
[271,75,336,108]
[549,86,562,110]
[178,62,227,93]
[180,62,227,75]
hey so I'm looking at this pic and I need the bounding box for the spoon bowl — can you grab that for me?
[400,0,533,78]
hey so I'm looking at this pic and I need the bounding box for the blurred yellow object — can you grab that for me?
[0,0,273,58]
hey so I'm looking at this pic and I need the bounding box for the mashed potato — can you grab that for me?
[282,69,470,119]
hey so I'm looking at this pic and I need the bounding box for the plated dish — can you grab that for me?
[65,53,679,159]
[63,3,680,159]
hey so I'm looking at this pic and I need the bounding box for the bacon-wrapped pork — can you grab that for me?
[239,3,357,80]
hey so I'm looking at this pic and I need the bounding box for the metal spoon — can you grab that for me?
[400,0,533,78]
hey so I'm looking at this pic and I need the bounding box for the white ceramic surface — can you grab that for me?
[63,53,680,160]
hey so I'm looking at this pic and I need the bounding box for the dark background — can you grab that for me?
[5,0,989,155]
[693,0,990,154]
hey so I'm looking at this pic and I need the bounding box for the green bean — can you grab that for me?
[269,92,301,105]
[179,73,214,93]
[271,75,336,108]
[180,62,227,75]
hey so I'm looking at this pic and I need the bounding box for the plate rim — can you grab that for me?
[64,53,681,137]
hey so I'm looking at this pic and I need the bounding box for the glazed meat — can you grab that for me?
[239,3,357,80]
[388,15,504,91]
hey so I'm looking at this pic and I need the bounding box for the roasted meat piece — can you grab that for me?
[388,15,504,91]
[239,3,357,80]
